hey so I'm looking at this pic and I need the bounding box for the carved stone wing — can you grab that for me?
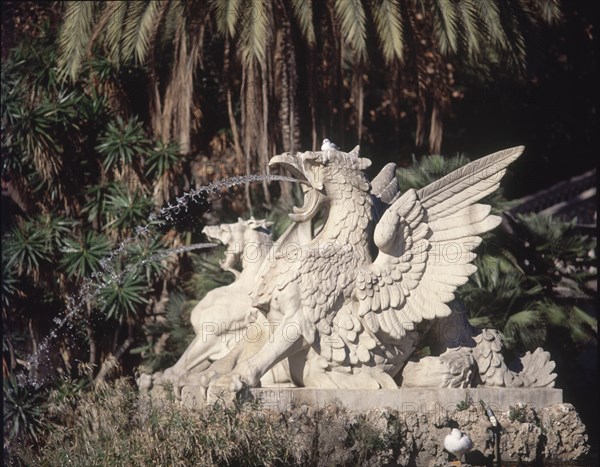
[370,162,401,205]
[354,146,524,341]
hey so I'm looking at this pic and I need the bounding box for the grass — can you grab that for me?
[8,378,403,466]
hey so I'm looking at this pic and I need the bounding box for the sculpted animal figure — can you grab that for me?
[161,217,294,388]
[190,145,555,393]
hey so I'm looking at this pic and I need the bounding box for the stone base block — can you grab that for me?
[240,387,563,413]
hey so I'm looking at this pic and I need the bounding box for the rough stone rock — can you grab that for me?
[279,402,588,466]
[540,403,590,461]
[499,403,542,464]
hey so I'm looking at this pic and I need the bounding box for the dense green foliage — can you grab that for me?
[0,20,203,452]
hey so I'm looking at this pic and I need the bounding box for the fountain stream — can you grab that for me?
[20,174,299,387]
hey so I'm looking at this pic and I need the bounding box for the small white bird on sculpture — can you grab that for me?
[444,428,473,466]
[321,138,340,151]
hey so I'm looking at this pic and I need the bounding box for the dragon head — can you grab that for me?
[269,146,372,223]
[203,217,273,270]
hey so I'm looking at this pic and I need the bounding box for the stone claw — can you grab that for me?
[228,374,244,393]
[200,370,216,387]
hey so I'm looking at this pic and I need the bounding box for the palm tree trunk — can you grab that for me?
[1,179,29,213]
[147,0,170,140]
[94,321,133,385]
[429,101,443,154]
[241,66,253,212]
[260,63,271,205]
[177,31,192,155]
[224,38,244,168]
[352,66,364,143]
[308,48,318,151]
[86,324,96,380]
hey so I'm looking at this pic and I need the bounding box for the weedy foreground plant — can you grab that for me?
[8,376,410,466]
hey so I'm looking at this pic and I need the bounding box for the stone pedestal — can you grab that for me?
[239,387,563,412]
[182,385,563,412]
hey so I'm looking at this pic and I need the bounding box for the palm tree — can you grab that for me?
[56,0,561,191]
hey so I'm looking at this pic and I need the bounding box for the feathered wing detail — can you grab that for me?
[370,162,400,205]
[418,146,524,219]
[354,146,524,341]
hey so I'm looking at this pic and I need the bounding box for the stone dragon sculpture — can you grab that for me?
[150,145,557,397]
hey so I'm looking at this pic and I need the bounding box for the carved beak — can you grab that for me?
[269,153,309,185]
[269,152,327,223]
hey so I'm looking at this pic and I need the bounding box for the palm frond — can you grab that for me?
[503,309,547,350]
[185,250,234,299]
[126,237,170,282]
[3,222,51,280]
[239,0,270,67]
[334,0,367,61]
[132,1,165,63]
[132,290,195,370]
[12,102,62,181]
[120,1,148,64]
[104,1,129,64]
[476,0,508,48]
[145,141,180,178]
[213,0,241,37]
[95,116,151,173]
[532,301,597,346]
[526,0,562,25]
[458,0,481,57]
[517,213,596,262]
[2,266,19,308]
[498,0,527,72]
[162,291,196,351]
[369,0,404,63]
[104,184,152,232]
[161,0,184,47]
[57,1,96,80]
[60,232,113,279]
[290,0,315,46]
[568,306,597,344]
[432,0,460,55]
[85,1,125,61]
[397,154,471,191]
[3,375,44,444]
[139,0,171,75]
[35,214,76,250]
[98,271,150,322]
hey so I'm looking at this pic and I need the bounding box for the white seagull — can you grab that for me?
[444,428,473,466]
[321,138,340,151]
